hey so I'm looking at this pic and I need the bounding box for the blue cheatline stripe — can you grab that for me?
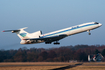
[42,24,96,37]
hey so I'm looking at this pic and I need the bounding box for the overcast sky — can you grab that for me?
[0,0,105,50]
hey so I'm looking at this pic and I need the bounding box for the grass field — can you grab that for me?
[0,62,105,70]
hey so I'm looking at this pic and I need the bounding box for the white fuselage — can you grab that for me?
[41,22,102,38]
[20,22,102,44]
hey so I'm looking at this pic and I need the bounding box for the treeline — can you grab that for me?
[0,45,105,62]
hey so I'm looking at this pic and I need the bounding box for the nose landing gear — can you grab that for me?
[87,30,91,35]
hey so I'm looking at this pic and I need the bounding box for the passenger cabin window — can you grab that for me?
[94,22,99,24]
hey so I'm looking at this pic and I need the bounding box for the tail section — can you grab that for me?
[16,27,30,40]
[2,27,42,40]
[2,27,30,40]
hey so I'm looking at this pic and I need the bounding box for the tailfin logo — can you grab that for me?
[20,33,27,37]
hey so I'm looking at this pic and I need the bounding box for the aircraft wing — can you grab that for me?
[24,34,68,43]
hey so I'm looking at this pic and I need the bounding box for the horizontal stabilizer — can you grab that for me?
[2,30,20,33]
[2,27,28,33]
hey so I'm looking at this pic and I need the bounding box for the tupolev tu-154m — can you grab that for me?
[2,22,102,45]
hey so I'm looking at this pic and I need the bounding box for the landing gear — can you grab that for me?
[53,41,60,45]
[89,33,91,35]
[45,41,60,45]
[45,42,51,44]
[87,30,91,35]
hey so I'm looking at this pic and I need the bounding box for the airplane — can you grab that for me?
[2,22,102,45]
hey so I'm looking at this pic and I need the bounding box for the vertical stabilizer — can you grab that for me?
[16,27,30,40]
[2,27,30,40]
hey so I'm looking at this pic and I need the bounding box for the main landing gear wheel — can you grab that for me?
[45,42,51,44]
[53,41,60,45]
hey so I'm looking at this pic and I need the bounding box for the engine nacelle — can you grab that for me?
[31,31,42,38]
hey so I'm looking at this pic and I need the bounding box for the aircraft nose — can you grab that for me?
[99,23,102,26]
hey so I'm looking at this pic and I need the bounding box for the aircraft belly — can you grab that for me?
[20,40,44,44]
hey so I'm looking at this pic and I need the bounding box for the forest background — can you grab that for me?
[0,45,105,62]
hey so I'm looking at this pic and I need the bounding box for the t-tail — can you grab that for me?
[2,27,29,40]
[2,27,42,44]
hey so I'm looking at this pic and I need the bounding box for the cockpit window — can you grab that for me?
[94,22,99,24]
